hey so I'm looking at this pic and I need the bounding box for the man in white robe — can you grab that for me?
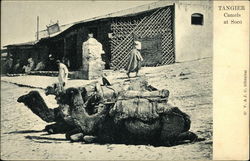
[56,60,69,87]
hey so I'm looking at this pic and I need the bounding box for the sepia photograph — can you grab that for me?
[1,0,246,160]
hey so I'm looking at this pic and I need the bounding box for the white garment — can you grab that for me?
[58,63,69,85]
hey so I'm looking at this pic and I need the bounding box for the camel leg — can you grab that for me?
[44,122,74,134]
[159,134,177,146]
[65,128,83,142]
[160,131,198,146]
[83,135,97,143]
[176,131,198,143]
[65,128,98,143]
[44,123,58,134]
[69,133,84,142]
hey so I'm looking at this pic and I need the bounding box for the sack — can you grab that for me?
[110,98,171,122]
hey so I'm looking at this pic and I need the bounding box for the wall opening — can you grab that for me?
[191,13,203,25]
[88,27,98,39]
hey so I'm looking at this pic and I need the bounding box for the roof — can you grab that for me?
[6,0,211,47]
[38,1,176,39]
[73,1,175,21]
[4,40,39,48]
[5,1,176,47]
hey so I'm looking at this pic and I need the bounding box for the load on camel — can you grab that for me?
[17,77,200,146]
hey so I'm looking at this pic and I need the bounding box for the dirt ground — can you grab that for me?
[1,57,212,160]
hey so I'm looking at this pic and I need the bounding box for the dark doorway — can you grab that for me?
[88,27,98,39]
[50,39,64,60]
[138,35,162,66]
[65,35,78,70]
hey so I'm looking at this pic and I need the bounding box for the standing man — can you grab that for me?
[56,60,69,87]
[126,41,143,78]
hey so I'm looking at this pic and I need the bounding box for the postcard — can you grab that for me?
[1,0,249,160]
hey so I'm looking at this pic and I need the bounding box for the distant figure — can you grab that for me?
[23,57,35,73]
[126,41,143,78]
[34,61,45,71]
[62,57,70,69]
[56,60,69,87]
[4,55,13,74]
[46,54,57,71]
[13,59,22,73]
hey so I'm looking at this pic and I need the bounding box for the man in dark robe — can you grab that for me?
[45,54,57,71]
[126,41,143,78]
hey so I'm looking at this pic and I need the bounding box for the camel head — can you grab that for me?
[45,86,55,96]
[17,91,43,105]
[58,87,84,108]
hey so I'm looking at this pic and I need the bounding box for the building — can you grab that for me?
[1,48,8,74]
[4,0,212,73]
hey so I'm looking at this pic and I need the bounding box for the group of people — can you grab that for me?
[3,56,36,74]
[3,40,143,89]
[3,54,69,88]
[3,56,45,74]
[3,54,67,73]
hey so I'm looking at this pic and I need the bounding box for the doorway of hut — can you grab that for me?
[138,34,162,67]
[65,35,78,71]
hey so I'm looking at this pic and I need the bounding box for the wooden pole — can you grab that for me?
[37,16,39,40]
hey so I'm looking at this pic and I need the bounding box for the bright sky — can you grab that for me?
[1,1,155,48]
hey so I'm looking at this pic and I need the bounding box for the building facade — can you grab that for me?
[4,0,212,73]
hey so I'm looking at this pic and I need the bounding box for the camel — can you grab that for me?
[63,87,198,146]
[18,86,199,146]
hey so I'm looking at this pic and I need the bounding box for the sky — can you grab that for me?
[1,1,155,48]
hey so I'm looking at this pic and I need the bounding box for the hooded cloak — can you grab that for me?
[126,49,143,72]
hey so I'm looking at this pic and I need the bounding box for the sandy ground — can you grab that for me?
[1,57,212,160]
